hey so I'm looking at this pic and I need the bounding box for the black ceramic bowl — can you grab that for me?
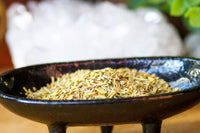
[0,57,200,133]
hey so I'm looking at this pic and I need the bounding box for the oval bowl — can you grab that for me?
[0,57,200,133]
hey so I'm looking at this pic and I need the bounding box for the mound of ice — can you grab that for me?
[6,0,184,68]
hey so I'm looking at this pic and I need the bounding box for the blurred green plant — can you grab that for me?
[127,0,200,30]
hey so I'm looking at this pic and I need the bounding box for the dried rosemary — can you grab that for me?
[24,67,180,100]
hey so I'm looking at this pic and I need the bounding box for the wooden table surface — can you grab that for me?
[0,42,200,133]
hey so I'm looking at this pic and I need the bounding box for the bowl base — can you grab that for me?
[47,121,162,133]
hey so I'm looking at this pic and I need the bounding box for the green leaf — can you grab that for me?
[126,0,146,9]
[185,7,200,27]
[167,0,174,5]
[187,0,200,6]
[183,17,200,32]
[147,0,164,4]
[126,0,200,29]
[171,0,187,16]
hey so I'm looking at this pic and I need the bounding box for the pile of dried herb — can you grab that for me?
[24,67,180,100]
